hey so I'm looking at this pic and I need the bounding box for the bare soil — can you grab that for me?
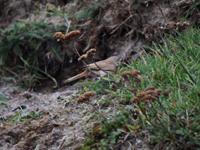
[0,0,197,149]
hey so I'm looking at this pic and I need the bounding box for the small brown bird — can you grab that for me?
[64,56,120,83]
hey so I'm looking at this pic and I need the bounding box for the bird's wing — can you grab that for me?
[87,60,109,71]
[87,56,119,71]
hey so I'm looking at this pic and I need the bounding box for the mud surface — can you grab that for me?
[0,0,197,149]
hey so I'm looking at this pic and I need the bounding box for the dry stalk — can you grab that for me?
[110,15,133,34]
[189,35,200,47]
[165,40,195,84]
[147,101,179,143]
[157,4,167,23]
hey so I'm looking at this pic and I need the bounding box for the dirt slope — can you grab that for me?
[0,0,197,149]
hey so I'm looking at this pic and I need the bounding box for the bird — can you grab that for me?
[63,56,120,83]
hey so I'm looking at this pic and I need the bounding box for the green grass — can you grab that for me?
[0,92,9,106]
[6,110,43,124]
[0,20,65,89]
[79,27,200,149]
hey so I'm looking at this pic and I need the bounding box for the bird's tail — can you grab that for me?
[63,69,90,83]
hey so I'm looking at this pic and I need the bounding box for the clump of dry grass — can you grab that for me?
[76,91,96,103]
[78,49,96,61]
[54,30,81,41]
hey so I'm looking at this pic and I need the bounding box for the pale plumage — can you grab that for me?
[64,56,120,83]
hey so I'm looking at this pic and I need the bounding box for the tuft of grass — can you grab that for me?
[182,0,200,18]
[0,21,65,89]
[80,27,200,149]
[34,3,70,26]
[0,92,9,106]
[6,107,43,124]
[74,5,102,21]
